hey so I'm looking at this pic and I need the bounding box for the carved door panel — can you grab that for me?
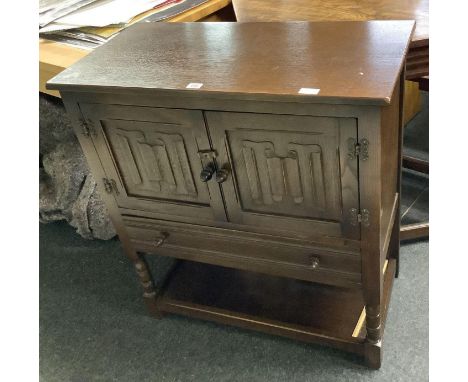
[79,104,226,223]
[205,112,360,239]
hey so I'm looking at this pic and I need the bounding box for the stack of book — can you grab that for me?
[39,0,209,49]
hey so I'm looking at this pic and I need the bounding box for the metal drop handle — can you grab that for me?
[215,168,230,183]
[200,163,216,182]
[154,233,168,247]
[309,256,320,269]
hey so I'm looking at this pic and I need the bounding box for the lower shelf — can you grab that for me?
[400,222,429,241]
[154,259,397,360]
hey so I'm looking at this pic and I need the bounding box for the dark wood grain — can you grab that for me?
[231,0,428,80]
[159,260,365,341]
[80,103,228,223]
[124,215,362,288]
[47,21,414,105]
[49,21,411,369]
[380,77,402,267]
[204,111,360,239]
[61,95,161,315]
[402,155,429,174]
[156,259,396,364]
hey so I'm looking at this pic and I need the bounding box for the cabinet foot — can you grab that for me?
[364,304,382,368]
[364,341,382,369]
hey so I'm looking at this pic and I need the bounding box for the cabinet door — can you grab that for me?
[80,104,226,223]
[205,112,359,239]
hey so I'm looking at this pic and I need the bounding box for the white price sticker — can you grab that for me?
[298,88,320,95]
[186,83,204,89]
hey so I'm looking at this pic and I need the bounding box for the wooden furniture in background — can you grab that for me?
[231,0,429,81]
[47,21,415,368]
[404,81,422,126]
[232,0,427,42]
[39,0,232,97]
[402,11,429,241]
[401,74,429,241]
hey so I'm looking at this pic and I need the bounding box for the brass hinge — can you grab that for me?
[349,208,370,227]
[79,118,96,138]
[102,178,119,195]
[347,138,369,160]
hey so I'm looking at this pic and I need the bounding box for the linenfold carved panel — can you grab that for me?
[103,122,199,201]
[228,130,341,221]
[242,140,325,209]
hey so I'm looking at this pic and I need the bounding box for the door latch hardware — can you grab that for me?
[197,150,218,160]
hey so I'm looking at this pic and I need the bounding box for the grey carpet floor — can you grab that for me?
[39,221,428,382]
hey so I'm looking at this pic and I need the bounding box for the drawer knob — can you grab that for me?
[215,168,230,183]
[154,233,168,247]
[309,256,320,269]
[200,163,215,182]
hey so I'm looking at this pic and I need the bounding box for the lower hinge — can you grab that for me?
[79,118,96,138]
[350,208,370,227]
[102,178,119,195]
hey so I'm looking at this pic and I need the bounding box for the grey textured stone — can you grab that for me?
[70,174,116,240]
[39,94,76,155]
[39,94,116,240]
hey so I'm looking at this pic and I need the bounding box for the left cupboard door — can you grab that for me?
[78,103,227,224]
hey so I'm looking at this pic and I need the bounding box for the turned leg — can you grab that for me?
[366,305,381,343]
[134,256,163,318]
[389,200,401,279]
[364,305,382,369]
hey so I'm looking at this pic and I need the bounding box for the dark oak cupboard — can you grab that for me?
[48,21,415,368]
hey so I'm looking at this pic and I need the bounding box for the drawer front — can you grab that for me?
[123,216,362,288]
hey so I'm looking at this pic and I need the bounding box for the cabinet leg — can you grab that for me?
[134,256,164,318]
[365,304,381,343]
[364,304,382,369]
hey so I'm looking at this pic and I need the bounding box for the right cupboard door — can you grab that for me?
[205,112,360,240]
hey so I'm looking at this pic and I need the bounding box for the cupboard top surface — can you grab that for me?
[48,21,414,105]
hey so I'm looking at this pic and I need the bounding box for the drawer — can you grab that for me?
[123,216,362,288]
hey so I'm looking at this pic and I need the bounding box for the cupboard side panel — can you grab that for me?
[380,80,401,258]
